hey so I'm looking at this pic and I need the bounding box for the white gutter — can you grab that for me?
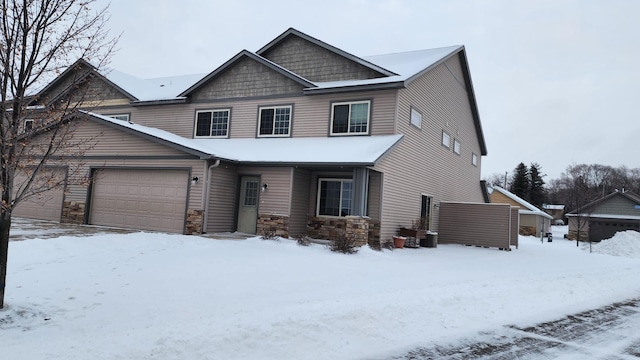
[202,159,221,232]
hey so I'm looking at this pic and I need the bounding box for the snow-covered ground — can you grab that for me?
[2,225,640,359]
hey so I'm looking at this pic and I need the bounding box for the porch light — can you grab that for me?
[262,183,268,192]
[191,176,199,185]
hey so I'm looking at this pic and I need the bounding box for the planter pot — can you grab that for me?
[393,236,406,249]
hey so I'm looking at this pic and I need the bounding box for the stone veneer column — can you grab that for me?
[345,216,370,247]
[185,209,203,235]
[61,201,86,224]
[257,214,290,238]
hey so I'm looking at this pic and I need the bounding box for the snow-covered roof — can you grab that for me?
[88,112,402,165]
[102,69,204,102]
[566,213,640,221]
[490,186,553,219]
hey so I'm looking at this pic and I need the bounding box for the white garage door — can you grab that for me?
[90,169,189,233]
[13,171,65,221]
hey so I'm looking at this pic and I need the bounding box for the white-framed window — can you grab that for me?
[442,130,451,148]
[24,119,34,132]
[410,107,422,129]
[472,153,478,166]
[108,114,130,122]
[195,109,230,138]
[330,100,370,135]
[316,178,353,217]
[454,139,461,155]
[258,105,292,137]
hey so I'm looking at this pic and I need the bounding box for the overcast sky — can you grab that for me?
[96,0,640,181]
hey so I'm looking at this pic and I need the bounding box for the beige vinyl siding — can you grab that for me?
[593,195,639,216]
[374,54,484,241]
[95,89,397,139]
[237,166,292,215]
[367,170,382,221]
[439,202,513,249]
[207,162,238,233]
[289,168,311,235]
[54,119,206,211]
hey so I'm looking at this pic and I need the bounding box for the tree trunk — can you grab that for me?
[0,212,11,309]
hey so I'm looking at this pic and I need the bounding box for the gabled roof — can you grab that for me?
[257,27,397,77]
[32,59,138,104]
[86,112,402,165]
[566,190,640,216]
[179,50,315,97]
[490,186,553,219]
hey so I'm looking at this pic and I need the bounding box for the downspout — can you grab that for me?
[202,159,221,232]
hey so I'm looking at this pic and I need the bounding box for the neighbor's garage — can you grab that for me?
[89,168,189,233]
[13,169,66,221]
[589,219,640,242]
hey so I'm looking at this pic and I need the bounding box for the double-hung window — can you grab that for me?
[195,109,230,138]
[330,100,370,135]
[317,178,352,217]
[258,105,292,137]
[24,119,34,132]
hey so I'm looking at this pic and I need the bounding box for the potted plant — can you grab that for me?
[393,232,406,248]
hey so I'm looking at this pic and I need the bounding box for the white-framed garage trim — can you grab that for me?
[86,167,192,233]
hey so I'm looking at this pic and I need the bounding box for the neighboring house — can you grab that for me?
[489,186,552,236]
[543,204,565,224]
[15,28,488,246]
[566,190,640,242]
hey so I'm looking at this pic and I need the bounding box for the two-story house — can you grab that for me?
[17,28,488,247]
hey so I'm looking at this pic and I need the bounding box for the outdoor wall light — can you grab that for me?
[261,183,268,192]
[191,176,199,185]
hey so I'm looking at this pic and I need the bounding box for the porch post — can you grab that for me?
[351,167,369,216]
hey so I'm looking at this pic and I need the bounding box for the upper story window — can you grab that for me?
[472,153,478,166]
[410,107,422,129]
[330,100,370,136]
[195,109,230,138]
[24,119,34,132]
[258,105,292,137]
[442,130,451,148]
[108,114,130,122]
[454,139,461,155]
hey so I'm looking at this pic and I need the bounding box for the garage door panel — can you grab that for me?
[91,169,188,233]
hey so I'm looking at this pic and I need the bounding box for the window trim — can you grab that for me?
[410,106,422,129]
[441,130,451,149]
[23,119,34,132]
[453,139,461,155]
[329,100,371,136]
[257,105,293,138]
[105,113,130,122]
[194,108,231,138]
[472,152,478,167]
[316,178,353,217]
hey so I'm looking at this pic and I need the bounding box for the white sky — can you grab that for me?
[96,0,640,180]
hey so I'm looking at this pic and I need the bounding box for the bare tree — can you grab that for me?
[0,0,117,308]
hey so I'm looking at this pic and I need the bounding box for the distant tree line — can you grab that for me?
[485,163,640,212]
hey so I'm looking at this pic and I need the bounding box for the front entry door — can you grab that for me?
[237,176,260,234]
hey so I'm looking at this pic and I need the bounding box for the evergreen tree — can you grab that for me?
[529,163,548,208]
[509,162,530,200]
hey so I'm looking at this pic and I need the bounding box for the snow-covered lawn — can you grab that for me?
[2,226,640,359]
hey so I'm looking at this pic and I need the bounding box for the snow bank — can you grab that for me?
[587,230,640,258]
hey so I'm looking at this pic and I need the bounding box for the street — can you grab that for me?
[388,298,640,359]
